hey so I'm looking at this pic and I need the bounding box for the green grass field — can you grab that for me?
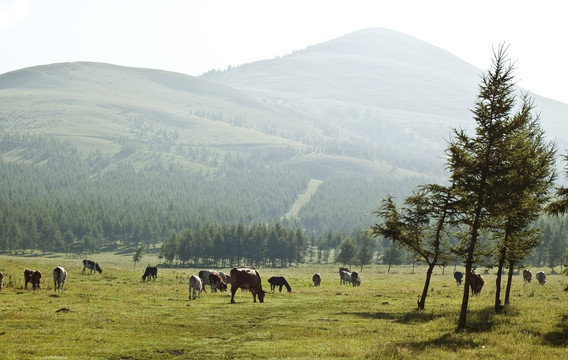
[1,253,567,359]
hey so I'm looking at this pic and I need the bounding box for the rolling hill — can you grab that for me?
[1,27,567,245]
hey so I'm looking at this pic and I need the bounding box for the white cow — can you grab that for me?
[536,271,547,285]
[53,266,67,293]
[189,275,202,300]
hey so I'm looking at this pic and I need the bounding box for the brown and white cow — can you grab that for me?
[53,266,67,292]
[468,271,486,295]
[0,271,4,291]
[229,267,267,303]
[209,272,228,292]
[312,273,321,287]
[522,269,532,283]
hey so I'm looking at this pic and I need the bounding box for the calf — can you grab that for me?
[312,273,321,287]
[454,271,464,285]
[536,271,546,285]
[189,275,202,300]
[53,267,67,292]
[468,272,486,295]
[82,259,102,274]
[209,272,228,292]
[268,276,292,292]
[229,267,267,303]
[0,271,4,290]
[142,266,157,281]
[522,269,532,283]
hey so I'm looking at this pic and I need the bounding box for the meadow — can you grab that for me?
[1,253,567,359]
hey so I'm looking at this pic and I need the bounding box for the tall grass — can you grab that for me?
[1,254,566,359]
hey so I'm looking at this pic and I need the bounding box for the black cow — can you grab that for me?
[142,266,157,281]
[268,276,292,292]
[454,271,464,285]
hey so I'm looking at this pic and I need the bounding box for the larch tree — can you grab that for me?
[491,95,556,311]
[370,183,455,310]
[447,45,518,330]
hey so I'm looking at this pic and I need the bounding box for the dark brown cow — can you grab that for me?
[312,273,321,287]
[209,272,228,292]
[25,269,42,290]
[24,269,34,289]
[0,271,4,291]
[229,267,267,303]
[351,271,360,287]
[142,266,157,281]
[523,269,532,283]
[468,272,486,295]
[30,270,42,290]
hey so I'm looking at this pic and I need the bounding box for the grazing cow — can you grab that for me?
[0,271,4,290]
[82,259,102,274]
[142,266,157,281]
[351,271,360,287]
[268,276,292,292]
[209,272,228,292]
[454,271,464,285]
[188,275,202,300]
[218,271,228,284]
[198,270,213,292]
[312,273,321,287]
[229,267,267,303]
[53,267,67,292]
[523,269,532,283]
[536,271,546,285]
[468,272,486,295]
[340,270,351,285]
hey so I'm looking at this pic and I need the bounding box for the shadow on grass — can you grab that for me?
[397,332,481,352]
[345,305,511,332]
[543,315,568,347]
[343,309,445,324]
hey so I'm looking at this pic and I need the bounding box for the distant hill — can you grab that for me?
[1,27,567,243]
[203,27,568,165]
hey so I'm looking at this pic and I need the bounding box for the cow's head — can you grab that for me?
[219,282,228,292]
[258,289,267,303]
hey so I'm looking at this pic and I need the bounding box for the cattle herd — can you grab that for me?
[0,261,553,302]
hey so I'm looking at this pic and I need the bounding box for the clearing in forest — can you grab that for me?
[282,178,323,220]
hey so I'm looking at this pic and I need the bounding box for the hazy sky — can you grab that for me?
[1,0,567,104]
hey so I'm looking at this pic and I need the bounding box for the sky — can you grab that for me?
[1,0,567,104]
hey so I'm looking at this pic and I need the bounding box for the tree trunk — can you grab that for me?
[494,246,506,313]
[504,261,514,305]
[417,262,436,310]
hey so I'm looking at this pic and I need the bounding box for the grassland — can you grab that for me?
[1,253,567,359]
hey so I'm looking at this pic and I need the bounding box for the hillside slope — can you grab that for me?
[1,28,566,243]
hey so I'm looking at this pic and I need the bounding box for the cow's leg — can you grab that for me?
[230,285,237,303]
[252,291,257,303]
[279,285,283,293]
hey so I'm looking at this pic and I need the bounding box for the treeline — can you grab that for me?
[0,133,416,255]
